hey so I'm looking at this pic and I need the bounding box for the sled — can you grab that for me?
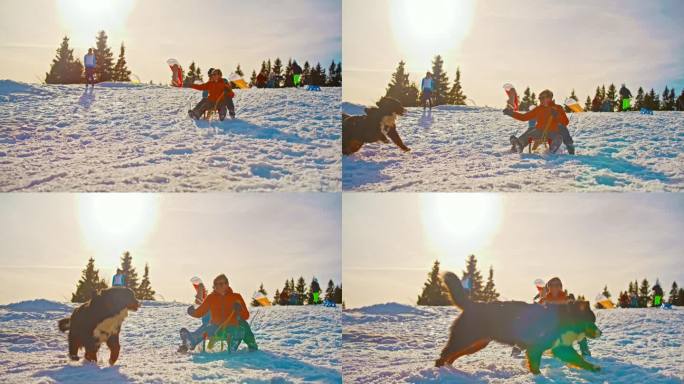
[198,325,245,353]
[307,85,322,91]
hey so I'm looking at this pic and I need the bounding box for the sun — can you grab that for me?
[390,0,475,69]
[420,193,502,263]
[55,0,136,48]
[77,193,159,263]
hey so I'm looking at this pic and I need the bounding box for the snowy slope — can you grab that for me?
[0,80,341,192]
[341,103,683,191]
[0,300,341,383]
[342,303,684,383]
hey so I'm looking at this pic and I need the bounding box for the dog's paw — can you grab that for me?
[434,358,445,367]
[402,147,411,152]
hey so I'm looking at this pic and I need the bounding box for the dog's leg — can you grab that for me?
[551,346,600,372]
[67,332,80,361]
[386,126,410,152]
[525,347,544,374]
[436,338,490,367]
[84,345,99,363]
[107,334,121,365]
[343,140,364,155]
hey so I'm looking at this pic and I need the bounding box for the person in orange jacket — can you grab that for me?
[187,69,236,120]
[506,89,574,154]
[179,274,257,352]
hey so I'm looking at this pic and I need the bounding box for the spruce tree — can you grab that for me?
[447,66,467,105]
[530,92,537,107]
[606,84,617,111]
[638,279,650,307]
[385,60,419,107]
[71,257,108,302]
[565,89,578,112]
[333,284,343,304]
[94,31,115,82]
[273,289,280,305]
[284,59,294,87]
[266,59,272,76]
[634,87,645,110]
[119,251,139,292]
[234,64,244,77]
[295,276,307,305]
[302,61,311,85]
[335,62,342,86]
[417,260,451,306]
[328,60,338,86]
[259,61,268,77]
[462,255,485,301]
[677,288,684,306]
[45,36,84,84]
[184,62,198,86]
[584,96,592,112]
[662,86,675,111]
[676,90,684,111]
[112,43,131,82]
[601,285,611,299]
[135,263,156,300]
[430,55,450,106]
[482,266,499,302]
[669,282,678,304]
[520,87,532,111]
[249,70,257,86]
[251,283,268,306]
[325,279,335,301]
[272,58,283,87]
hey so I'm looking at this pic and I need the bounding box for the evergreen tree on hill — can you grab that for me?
[295,276,307,305]
[447,67,467,105]
[669,282,679,304]
[638,278,650,307]
[601,285,611,299]
[272,58,283,87]
[482,266,500,302]
[119,251,139,292]
[112,43,131,82]
[462,254,485,302]
[325,279,335,302]
[385,60,419,107]
[234,64,244,77]
[94,31,115,82]
[634,87,645,110]
[135,263,156,300]
[71,257,108,303]
[284,59,294,87]
[249,70,257,86]
[333,284,343,304]
[430,55,450,106]
[302,61,311,85]
[605,84,617,112]
[272,289,280,305]
[584,96,592,112]
[251,283,268,306]
[45,36,84,84]
[417,260,451,306]
[519,87,532,111]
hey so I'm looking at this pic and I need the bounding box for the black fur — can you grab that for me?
[342,96,409,155]
[437,272,601,374]
[58,287,139,365]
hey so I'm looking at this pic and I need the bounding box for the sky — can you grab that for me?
[343,193,684,308]
[0,0,341,84]
[0,193,341,304]
[343,0,684,107]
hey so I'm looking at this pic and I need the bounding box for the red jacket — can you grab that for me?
[191,287,249,326]
[512,104,569,132]
[191,80,234,102]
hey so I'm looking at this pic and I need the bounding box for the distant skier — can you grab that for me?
[187,69,236,120]
[420,72,434,111]
[112,269,126,287]
[311,278,321,304]
[505,89,575,154]
[652,281,664,307]
[179,274,257,352]
[619,84,633,111]
[292,61,303,87]
[84,48,96,88]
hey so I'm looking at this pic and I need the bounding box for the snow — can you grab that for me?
[0,80,341,192]
[342,303,684,383]
[342,103,684,191]
[0,299,342,383]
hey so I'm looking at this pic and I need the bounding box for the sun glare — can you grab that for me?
[420,193,502,263]
[390,0,475,69]
[77,194,158,263]
[56,0,135,48]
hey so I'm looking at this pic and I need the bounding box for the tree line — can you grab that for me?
[417,255,499,306]
[384,55,467,107]
[261,277,342,306]
[45,32,131,84]
[71,251,155,303]
[609,279,684,308]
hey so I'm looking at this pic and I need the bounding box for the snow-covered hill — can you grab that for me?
[0,81,341,192]
[0,299,341,383]
[342,303,684,383]
[342,103,683,191]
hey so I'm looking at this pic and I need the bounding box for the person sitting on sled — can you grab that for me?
[187,69,236,120]
[179,274,257,352]
[505,89,575,154]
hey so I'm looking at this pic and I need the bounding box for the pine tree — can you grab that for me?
[677,90,684,111]
[328,60,338,86]
[638,278,650,307]
[94,31,115,82]
[564,89,578,112]
[272,58,283,87]
[266,59,272,76]
[335,62,342,86]
[584,96,592,112]
[259,61,268,77]
[530,92,537,106]
[325,279,335,301]
[447,66,467,105]
[272,289,280,305]
[135,263,156,300]
[249,70,257,86]
[333,284,343,304]
[295,276,307,305]
[385,60,419,107]
[251,283,268,306]
[417,260,451,306]
[482,266,499,302]
[601,285,611,299]
[71,257,108,302]
[519,87,532,111]
[462,255,485,301]
[284,59,294,87]
[605,84,617,112]
[634,87,645,110]
[661,86,675,111]
[184,62,198,86]
[307,278,320,304]
[591,87,602,111]
[112,43,131,82]
[302,61,311,85]
[310,62,326,86]
[669,282,679,304]
[234,64,244,77]
[119,251,139,292]
[45,36,84,84]
[600,85,606,100]
[677,288,684,306]
[430,55,450,106]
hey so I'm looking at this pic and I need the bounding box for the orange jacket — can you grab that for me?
[512,104,569,132]
[191,80,234,102]
[539,290,568,304]
[192,288,249,326]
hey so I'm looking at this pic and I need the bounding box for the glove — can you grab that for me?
[503,108,513,116]
[187,305,195,316]
[233,302,242,312]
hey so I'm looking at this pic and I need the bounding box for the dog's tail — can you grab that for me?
[442,272,470,309]
[58,317,70,332]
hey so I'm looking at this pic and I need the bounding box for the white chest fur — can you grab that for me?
[551,330,586,349]
[93,308,128,343]
[380,114,397,136]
